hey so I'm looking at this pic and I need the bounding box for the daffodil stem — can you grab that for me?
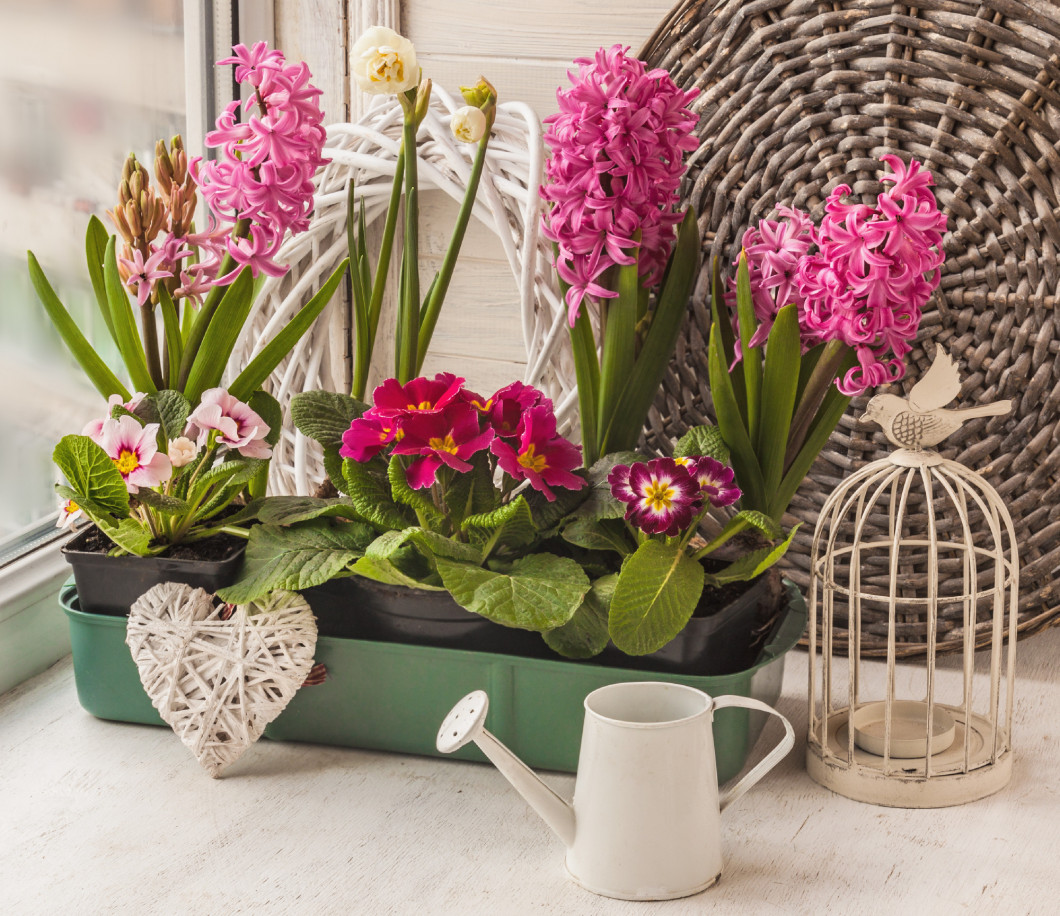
[415,125,491,372]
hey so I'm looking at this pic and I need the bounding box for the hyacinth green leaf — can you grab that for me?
[229,258,349,402]
[183,267,254,402]
[52,435,130,517]
[27,251,130,401]
[708,321,764,510]
[342,458,414,531]
[796,342,825,405]
[608,539,705,655]
[560,517,632,555]
[176,255,235,389]
[709,257,738,381]
[597,252,640,450]
[769,383,852,521]
[85,216,117,344]
[756,303,801,493]
[673,424,731,463]
[291,390,368,449]
[543,573,616,659]
[462,495,537,556]
[135,489,190,514]
[388,456,444,528]
[102,236,156,394]
[704,526,799,587]
[436,553,589,631]
[217,520,369,603]
[156,285,183,386]
[568,305,600,466]
[150,389,191,443]
[599,209,699,455]
[734,251,761,441]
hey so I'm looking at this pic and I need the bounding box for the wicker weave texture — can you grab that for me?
[639,0,1060,653]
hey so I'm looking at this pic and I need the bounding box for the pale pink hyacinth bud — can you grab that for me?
[167,436,199,468]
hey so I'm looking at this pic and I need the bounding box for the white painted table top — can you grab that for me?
[3,626,1059,915]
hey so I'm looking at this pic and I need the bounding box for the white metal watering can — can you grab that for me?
[436,681,795,900]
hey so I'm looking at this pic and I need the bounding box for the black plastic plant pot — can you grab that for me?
[302,576,546,655]
[61,525,247,617]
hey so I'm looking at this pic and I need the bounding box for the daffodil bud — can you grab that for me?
[460,77,497,111]
[412,76,432,128]
[351,26,419,95]
[451,105,487,143]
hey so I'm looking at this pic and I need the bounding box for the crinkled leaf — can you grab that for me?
[705,525,799,586]
[187,458,267,501]
[52,435,130,517]
[673,424,731,464]
[323,445,346,494]
[248,389,283,447]
[216,520,368,603]
[462,494,536,554]
[135,489,190,514]
[388,456,444,527]
[522,473,590,536]
[150,389,192,442]
[443,454,498,525]
[351,554,445,590]
[730,509,783,542]
[571,451,641,521]
[241,495,369,527]
[561,516,633,555]
[342,458,413,531]
[436,553,589,631]
[608,540,705,655]
[401,527,483,565]
[543,573,616,659]
[351,529,444,589]
[97,517,156,556]
[291,390,368,449]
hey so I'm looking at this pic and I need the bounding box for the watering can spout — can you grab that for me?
[436,691,576,847]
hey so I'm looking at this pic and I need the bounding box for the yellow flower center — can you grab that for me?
[407,400,434,411]
[428,434,459,455]
[64,500,80,515]
[369,52,404,86]
[674,456,693,467]
[517,443,547,474]
[641,479,674,513]
[114,449,140,475]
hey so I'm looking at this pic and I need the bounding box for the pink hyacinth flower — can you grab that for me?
[91,415,172,494]
[490,405,585,501]
[186,388,272,459]
[119,248,173,308]
[392,402,494,489]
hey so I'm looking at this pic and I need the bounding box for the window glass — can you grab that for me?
[0,0,186,557]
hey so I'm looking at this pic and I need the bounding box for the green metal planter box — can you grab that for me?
[59,582,805,783]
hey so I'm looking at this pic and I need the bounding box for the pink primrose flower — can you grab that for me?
[482,381,551,438]
[541,45,699,324]
[490,405,585,501]
[56,497,83,529]
[372,373,466,417]
[682,456,741,508]
[339,411,405,462]
[82,392,147,439]
[186,388,272,459]
[609,457,702,537]
[90,415,172,494]
[391,402,495,489]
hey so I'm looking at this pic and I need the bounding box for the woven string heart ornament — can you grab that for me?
[126,583,317,778]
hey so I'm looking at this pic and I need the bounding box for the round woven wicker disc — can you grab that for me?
[639,0,1060,654]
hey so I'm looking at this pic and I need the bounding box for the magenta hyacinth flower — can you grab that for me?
[491,405,585,501]
[339,411,404,462]
[392,402,495,489]
[90,415,172,494]
[191,42,326,281]
[186,388,272,459]
[609,457,702,537]
[541,45,699,324]
[684,456,741,507]
[372,373,466,417]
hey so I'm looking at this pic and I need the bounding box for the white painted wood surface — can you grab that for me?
[3,626,1059,914]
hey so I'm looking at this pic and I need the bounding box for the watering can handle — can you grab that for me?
[713,695,795,813]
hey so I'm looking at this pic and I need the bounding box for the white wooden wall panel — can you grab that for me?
[274,0,677,395]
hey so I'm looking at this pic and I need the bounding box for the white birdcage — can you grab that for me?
[805,351,1019,807]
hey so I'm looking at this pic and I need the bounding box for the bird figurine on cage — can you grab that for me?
[861,350,1013,450]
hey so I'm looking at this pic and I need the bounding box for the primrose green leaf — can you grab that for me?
[98,518,157,556]
[245,496,371,528]
[342,458,414,531]
[571,451,641,521]
[389,456,444,527]
[147,389,191,441]
[704,525,800,586]
[543,573,616,659]
[350,529,445,589]
[436,553,590,631]
[216,520,368,603]
[291,390,368,448]
[608,540,705,655]
[135,489,190,514]
[462,495,537,554]
[52,435,130,517]
[248,389,283,447]
[561,517,633,555]
[673,424,731,464]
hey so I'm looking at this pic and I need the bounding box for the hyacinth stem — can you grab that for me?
[416,123,491,372]
[783,339,849,470]
[569,307,600,467]
[140,303,164,390]
[395,94,421,384]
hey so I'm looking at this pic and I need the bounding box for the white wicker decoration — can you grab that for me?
[126,584,317,778]
[228,87,576,497]
[806,351,1019,807]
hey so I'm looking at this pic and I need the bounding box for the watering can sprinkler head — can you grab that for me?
[436,689,490,754]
